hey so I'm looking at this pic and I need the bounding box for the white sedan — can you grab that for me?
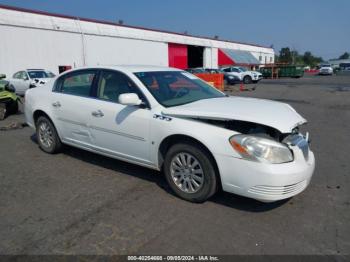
[25,66,315,203]
[319,64,333,75]
[10,69,55,96]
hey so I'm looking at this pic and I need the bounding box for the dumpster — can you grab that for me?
[279,65,304,78]
[260,65,304,78]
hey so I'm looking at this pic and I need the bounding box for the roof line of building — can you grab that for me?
[0,4,272,50]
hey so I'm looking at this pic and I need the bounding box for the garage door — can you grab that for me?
[168,43,188,69]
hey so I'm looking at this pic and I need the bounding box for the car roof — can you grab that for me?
[67,65,183,73]
[27,69,45,71]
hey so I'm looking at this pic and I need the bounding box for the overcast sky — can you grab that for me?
[0,0,349,59]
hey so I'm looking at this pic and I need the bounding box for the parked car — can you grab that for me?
[339,63,350,71]
[202,68,221,74]
[215,69,241,85]
[25,66,315,203]
[185,68,206,74]
[221,66,263,84]
[203,68,240,85]
[9,69,56,96]
[189,68,240,85]
[318,64,333,75]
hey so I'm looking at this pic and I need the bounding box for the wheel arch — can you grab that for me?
[32,110,61,140]
[158,134,222,189]
[33,109,54,125]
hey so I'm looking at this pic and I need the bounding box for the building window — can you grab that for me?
[270,57,273,63]
[259,55,262,62]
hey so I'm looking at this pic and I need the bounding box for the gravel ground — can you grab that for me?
[0,74,349,255]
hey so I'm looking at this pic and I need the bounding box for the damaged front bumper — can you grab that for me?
[215,134,315,202]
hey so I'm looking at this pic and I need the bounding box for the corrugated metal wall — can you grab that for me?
[0,25,83,76]
[84,35,168,67]
[0,24,168,76]
[0,6,274,76]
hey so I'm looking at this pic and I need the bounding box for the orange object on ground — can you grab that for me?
[240,82,244,91]
[194,73,224,91]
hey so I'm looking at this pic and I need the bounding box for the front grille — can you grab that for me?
[248,180,307,196]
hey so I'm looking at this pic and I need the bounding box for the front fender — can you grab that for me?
[150,116,240,169]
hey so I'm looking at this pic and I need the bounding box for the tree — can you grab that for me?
[276,47,324,66]
[300,51,323,67]
[303,51,313,65]
[339,52,349,60]
[279,47,292,63]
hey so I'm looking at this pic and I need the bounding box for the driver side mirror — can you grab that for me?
[118,93,142,106]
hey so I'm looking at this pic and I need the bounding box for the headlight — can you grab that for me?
[229,135,293,164]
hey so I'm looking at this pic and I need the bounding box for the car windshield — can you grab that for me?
[238,67,248,72]
[28,70,55,79]
[321,65,331,68]
[134,71,225,107]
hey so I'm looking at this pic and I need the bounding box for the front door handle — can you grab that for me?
[91,110,104,117]
[52,101,61,107]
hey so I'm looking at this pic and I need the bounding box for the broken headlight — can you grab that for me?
[229,135,293,164]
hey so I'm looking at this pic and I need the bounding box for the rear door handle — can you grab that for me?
[52,101,61,107]
[91,110,104,117]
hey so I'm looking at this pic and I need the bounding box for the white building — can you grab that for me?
[0,4,275,76]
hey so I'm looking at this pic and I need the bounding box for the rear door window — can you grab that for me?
[13,72,22,79]
[58,70,97,97]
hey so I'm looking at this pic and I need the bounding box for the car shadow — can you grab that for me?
[115,106,139,124]
[30,133,289,212]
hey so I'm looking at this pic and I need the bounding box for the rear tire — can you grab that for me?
[36,116,62,154]
[164,142,218,203]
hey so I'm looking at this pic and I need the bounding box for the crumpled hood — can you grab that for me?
[162,96,307,133]
[31,78,51,86]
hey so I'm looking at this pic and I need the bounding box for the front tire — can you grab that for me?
[36,116,62,154]
[243,75,252,84]
[164,142,218,203]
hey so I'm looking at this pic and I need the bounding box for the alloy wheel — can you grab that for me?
[170,152,204,193]
[38,122,53,148]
